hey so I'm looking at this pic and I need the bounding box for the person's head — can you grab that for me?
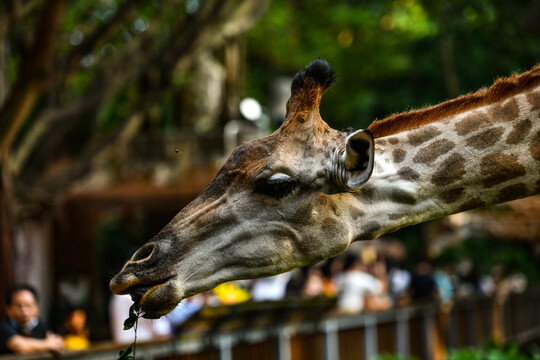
[343,253,364,271]
[5,284,40,325]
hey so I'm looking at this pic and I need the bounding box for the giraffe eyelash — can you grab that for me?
[254,173,299,200]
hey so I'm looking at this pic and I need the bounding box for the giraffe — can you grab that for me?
[110,59,540,318]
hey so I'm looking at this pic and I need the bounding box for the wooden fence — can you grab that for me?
[1,287,539,360]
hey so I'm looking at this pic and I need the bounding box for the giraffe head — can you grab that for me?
[109,60,375,318]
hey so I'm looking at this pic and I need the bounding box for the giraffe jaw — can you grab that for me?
[115,278,183,319]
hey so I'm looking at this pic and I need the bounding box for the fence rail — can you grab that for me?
[2,287,539,360]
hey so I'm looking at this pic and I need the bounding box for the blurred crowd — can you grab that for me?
[1,240,528,355]
[108,240,529,344]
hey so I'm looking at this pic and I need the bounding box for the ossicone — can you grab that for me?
[290,59,337,96]
[285,59,337,124]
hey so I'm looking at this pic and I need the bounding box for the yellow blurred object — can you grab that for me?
[361,245,377,264]
[213,282,250,305]
[64,334,90,350]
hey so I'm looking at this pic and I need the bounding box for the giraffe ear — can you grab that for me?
[334,129,375,191]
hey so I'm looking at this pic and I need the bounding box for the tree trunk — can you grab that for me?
[0,157,15,320]
[0,1,66,319]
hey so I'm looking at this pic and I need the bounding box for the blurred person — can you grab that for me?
[302,267,326,298]
[109,294,170,344]
[434,267,454,304]
[455,259,480,298]
[480,264,503,296]
[63,309,90,350]
[251,273,291,301]
[336,254,387,313]
[0,284,65,355]
[410,261,438,302]
[387,260,411,305]
[285,268,308,298]
[321,257,345,298]
[364,260,393,311]
[496,269,528,299]
[503,270,527,293]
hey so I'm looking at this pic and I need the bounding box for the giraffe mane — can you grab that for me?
[368,63,540,139]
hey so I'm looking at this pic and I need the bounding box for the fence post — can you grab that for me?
[395,310,410,358]
[277,326,291,360]
[323,319,340,360]
[217,335,233,360]
[364,315,378,360]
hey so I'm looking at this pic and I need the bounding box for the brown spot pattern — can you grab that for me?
[465,127,505,150]
[458,198,486,212]
[431,154,466,187]
[393,149,406,163]
[388,213,404,220]
[388,137,399,145]
[359,184,375,202]
[455,112,490,136]
[480,153,526,188]
[488,98,519,123]
[390,190,417,205]
[497,183,528,203]
[398,167,420,182]
[525,89,539,113]
[530,130,540,161]
[407,126,441,146]
[363,221,382,238]
[439,187,465,204]
[506,118,532,145]
[348,205,365,220]
[413,139,455,164]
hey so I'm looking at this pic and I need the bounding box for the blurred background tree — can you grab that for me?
[0,0,271,316]
[0,0,539,332]
[246,0,540,131]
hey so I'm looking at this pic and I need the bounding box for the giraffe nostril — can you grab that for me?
[131,243,156,263]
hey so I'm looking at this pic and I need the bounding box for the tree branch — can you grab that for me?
[0,0,67,155]
[0,0,43,38]
[15,0,271,192]
[63,0,146,73]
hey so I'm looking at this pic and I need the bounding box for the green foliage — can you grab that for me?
[118,345,133,360]
[123,303,141,331]
[376,342,539,360]
[118,303,142,360]
[247,0,540,130]
[448,343,540,360]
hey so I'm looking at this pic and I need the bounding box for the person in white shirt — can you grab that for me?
[336,254,384,313]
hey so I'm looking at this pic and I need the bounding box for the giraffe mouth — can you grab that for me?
[123,278,181,319]
[125,284,153,304]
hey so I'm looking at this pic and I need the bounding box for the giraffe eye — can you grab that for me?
[255,173,299,199]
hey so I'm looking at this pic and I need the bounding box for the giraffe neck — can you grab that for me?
[349,85,540,240]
